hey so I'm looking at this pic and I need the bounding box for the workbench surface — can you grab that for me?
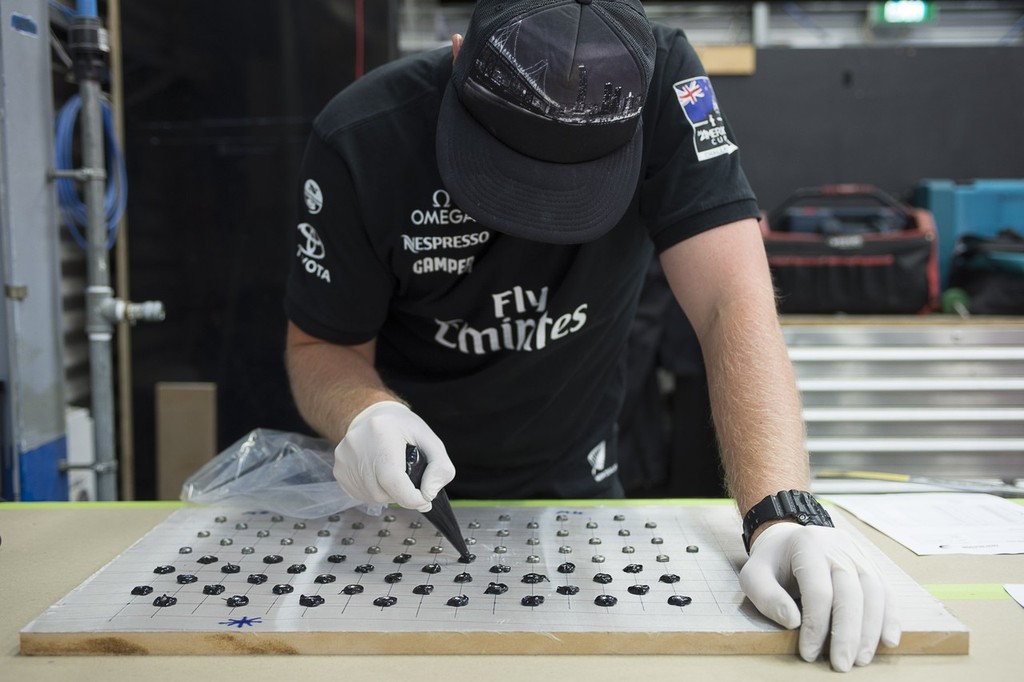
[2,502,1021,681]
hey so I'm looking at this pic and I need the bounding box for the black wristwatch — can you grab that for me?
[741,490,833,554]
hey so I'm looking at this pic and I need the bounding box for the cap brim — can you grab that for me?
[436,81,643,245]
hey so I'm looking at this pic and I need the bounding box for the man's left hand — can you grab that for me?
[739,523,902,672]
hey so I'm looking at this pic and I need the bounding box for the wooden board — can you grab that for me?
[20,504,967,655]
[155,382,217,500]
[695,44,756,75]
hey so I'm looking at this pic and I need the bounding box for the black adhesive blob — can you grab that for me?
[373,596,398,608]
[556,585,580,596]
[176,574,198,584]
[354,564,375,573]
[421,563,442,574]
[131,585,153,596]
[627,584,650,596]
[221,563,241,574]
[593,573,613,584]
[197,555,219,565]
[594,595,618,607]
[262,554,283,564]
[299,594,326,607]
[521,573,549,584]
[557,562,576,574]
[521,595,544,607]
[393,553,412,564]
[315,574,337,584]
[413,584,435,595]
[453,572,473,583]
[659,574,681,584]
[247,573,269,585]
[484,582,508,595]
[153,594,177,607]
[225,595,249,607]
[668,595,693,607]
[342,584,365,595]
[623,563,643,574]
[153,565,175,574]
[327,554,347,563]
[384,572,404,584]
[446,595,470,607]
[272,584,294,595]
[203,584,226,595]
[287,564,307,574]
[457,553,477,564]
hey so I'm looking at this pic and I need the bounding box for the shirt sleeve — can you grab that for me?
[640,28,761,253]
[284,129,394,344]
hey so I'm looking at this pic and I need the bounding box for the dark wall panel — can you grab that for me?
[121,1,397,498]
[714,47,1024,212]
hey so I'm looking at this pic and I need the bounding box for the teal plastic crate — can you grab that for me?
[913,179,1024,288]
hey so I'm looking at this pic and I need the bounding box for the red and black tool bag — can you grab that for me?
[761,185,939,314]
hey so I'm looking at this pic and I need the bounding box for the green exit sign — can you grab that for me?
[873,1,936,24]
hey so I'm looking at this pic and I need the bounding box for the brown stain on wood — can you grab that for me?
[208,633,298,655]
[58,636,149,655]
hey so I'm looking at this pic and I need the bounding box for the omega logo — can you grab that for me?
[410,189,474,227]
[432,190,450,208]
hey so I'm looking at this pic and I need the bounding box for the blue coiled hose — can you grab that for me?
[54,93,128,250]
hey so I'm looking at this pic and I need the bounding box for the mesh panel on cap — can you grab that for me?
[594,1,656,81]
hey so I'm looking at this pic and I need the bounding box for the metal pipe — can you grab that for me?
[752,2,771,47]
[71,12,117,500]
[65,6,164,500]
[79,78,118,501]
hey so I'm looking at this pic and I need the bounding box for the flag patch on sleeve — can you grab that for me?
[673,77,739,161]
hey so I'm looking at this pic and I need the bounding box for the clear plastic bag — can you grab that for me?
[180,428,382,519]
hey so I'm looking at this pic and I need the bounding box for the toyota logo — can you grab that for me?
[296,223,325,259]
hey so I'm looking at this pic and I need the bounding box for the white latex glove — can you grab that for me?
[333,401,455,513]
[739,522,901,672]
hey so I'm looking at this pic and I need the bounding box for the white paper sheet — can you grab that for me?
[824,492,1024,555]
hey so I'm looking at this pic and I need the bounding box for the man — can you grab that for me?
[285,0,899,670]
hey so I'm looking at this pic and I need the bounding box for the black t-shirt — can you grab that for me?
[286,25,759,495]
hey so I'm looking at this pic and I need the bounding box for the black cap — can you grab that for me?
[437,0,656,244]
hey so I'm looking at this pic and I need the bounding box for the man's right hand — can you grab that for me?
[333,401,456,512]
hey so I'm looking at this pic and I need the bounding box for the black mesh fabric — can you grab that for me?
[595,1,656,81]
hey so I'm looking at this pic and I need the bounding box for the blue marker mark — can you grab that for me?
[219,616,262,628]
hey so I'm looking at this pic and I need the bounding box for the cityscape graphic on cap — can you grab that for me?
[469,21,644,125]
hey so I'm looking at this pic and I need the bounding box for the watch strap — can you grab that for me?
[741,489,833,553]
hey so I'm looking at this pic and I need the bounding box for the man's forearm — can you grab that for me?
[285,327,399,442]
[700,299,809,515]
